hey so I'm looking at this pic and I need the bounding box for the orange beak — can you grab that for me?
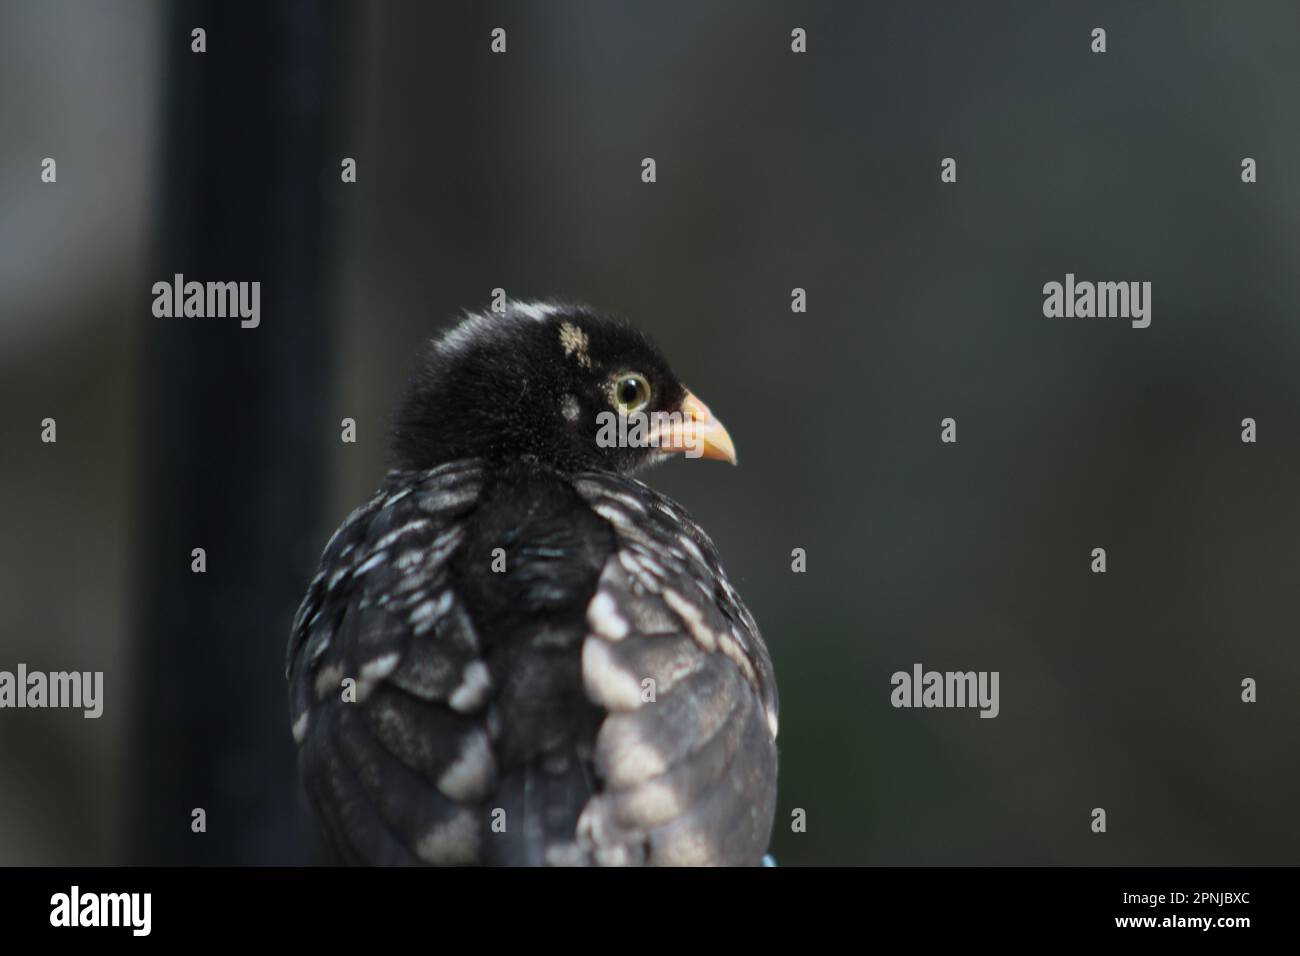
[650,389,738,464]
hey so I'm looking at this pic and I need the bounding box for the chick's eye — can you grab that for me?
[611,373,651,413]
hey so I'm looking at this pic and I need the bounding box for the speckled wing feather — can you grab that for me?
[288,461,778,866]
[286,460,493,864]
[568,472,779,866]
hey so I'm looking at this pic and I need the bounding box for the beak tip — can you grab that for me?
[674,389,738,465]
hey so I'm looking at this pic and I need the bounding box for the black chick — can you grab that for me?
[286,301,778,866]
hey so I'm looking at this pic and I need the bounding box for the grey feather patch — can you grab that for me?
[587,590,630,640]
[582,637,645,713]
[593,657,742,788]
[415,810,480,864]
[436,729,496,801]
[448,660,492,713]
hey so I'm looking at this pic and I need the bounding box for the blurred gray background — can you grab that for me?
[1,0,1298,865]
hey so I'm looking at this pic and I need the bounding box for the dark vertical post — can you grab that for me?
[129,0,349,863]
